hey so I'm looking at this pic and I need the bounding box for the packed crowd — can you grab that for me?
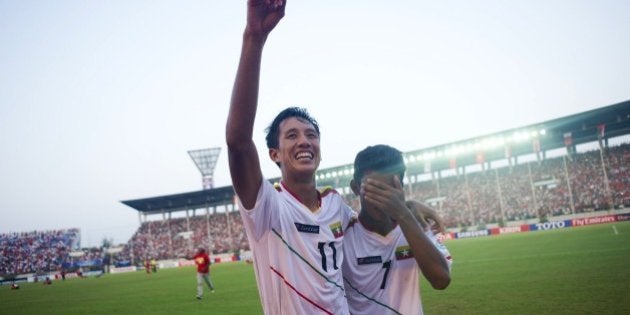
[0,228,80,275]
[115,211,248,261]
[3,144,627,268]
[118,143,628,261]
[395,144,629,228]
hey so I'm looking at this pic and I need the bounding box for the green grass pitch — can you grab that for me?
[2,221,629,314]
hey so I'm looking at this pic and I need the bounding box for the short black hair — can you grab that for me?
[265,107,320,149]
[353,144,406,184]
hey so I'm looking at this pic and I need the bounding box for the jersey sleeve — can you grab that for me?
[341,203,357,230]
[238,178,279,241]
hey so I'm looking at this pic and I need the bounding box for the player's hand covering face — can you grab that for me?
[360,173,408,222]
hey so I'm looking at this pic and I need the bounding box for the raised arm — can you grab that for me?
[226,0,286,208]
[362,177,451,290]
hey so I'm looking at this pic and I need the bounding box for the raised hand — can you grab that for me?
[246,0,287,39]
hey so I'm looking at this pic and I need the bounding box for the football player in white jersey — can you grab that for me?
[226,1,353,314]
[342,145,451,315]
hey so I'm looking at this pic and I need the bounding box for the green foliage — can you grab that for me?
[2,222,629,314]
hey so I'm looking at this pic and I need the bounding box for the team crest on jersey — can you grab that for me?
[395,245,413,260]
[329,221,343,238]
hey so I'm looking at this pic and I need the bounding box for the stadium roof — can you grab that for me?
[121,185,236,214]
[122,100,630,214]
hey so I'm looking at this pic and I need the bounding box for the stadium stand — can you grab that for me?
[118,100,629,262]
[113,212,248,261]
[1,102,628,272]
[115,147,629,262]
[0,228,80,275]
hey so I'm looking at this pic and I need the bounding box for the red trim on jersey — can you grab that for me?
[280,181,322,209]
[270,266,333,315]
[319,186,339,197]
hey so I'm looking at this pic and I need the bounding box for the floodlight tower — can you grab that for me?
[188,147,221,190]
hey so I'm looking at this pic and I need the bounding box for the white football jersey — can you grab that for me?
[239,179,355,315]
[342,221,453,315]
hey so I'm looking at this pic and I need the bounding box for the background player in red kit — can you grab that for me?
[194,248,215,299]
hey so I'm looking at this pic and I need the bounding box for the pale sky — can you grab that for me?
[1,0,629,247]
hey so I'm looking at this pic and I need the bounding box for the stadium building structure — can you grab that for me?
[121,100,630,256]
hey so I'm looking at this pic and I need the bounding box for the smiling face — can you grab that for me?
[269,116,321,180]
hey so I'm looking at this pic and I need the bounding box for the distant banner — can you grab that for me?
[529,220,572,231]
[572,215,616,226]
[455,229,489,239]
[109,266,137,274]
[63,259,103,269]
[489,226,523,235]
[0,277,27,285]
[115,260,131,267]
[159,260,179,269]
[178,260,196,267]
[77,259,102,267]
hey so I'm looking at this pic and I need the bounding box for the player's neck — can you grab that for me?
[358,210,395,236]
[281,180,320,212]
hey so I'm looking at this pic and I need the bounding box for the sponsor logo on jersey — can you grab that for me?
[329,221,343,238]
[294,223,320,234]
[357,256,382,265]
[395,245,413,260]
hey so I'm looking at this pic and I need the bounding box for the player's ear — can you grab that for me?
[392,175,403,189]
[350,179,360,196]
[269,148,280,164]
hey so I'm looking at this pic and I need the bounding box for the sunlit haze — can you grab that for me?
[1,0,629,246]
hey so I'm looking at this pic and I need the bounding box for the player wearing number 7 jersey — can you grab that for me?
[342,145,451,315]
[226,1,354,314]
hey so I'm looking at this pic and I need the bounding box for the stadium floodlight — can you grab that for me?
[188,147,221,190]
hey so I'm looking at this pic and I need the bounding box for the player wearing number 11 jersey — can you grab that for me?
[226,1,356,314]
[239,180,354,314]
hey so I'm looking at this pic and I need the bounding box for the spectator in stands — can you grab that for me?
[342,145,450,314]
[193,247,215,299]
[225,1,354,314]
